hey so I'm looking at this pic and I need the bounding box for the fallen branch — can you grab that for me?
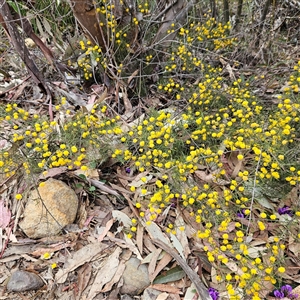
[152,239,212,300]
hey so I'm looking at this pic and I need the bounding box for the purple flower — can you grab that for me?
[274,290,284,298]
[170,197,177,208]
[237,209,246,218]
[274,285,298,299]
[278,206,293,216]
[125,167,131,173]
[281,285,293,294]
[208,287,219,300]
[237,212,245,218]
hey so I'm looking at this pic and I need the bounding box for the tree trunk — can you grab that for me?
[210,0,217,19]
[223,0,229,23]
[236,0,243,25]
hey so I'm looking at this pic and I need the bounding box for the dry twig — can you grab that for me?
[152,239,212,300]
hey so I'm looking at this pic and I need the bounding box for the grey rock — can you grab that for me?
[142,287,161,300]
[7,270,44,292]
[19,178,78,239]
[120,295,134,300]
[120,257,150,295]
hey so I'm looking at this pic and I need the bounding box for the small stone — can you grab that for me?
[120,257,150,295]
[121,295,134,300]
[142,287,162,300]
[7,270,44,292]
[19,178,78,239]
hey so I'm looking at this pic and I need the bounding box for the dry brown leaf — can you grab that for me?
[283,186,299,207]
[220,58,236,81]
[21,253,39,262]
[107,236,142,260]
[291,275,300,284]
[284,258,300,276]
[38,232,78,243]
[258,279,277,299]
[142,251,157,264]
[122,193,141,221]
[144,235,158,253]
[174,215,190,258]
[0,200,11,228]
[91,84,106,95]
[31,241,76,257]
[120,85,133,114]
[248,238,266,247]
[70,169,102,183]
[76,263,92,300]
[102,249,132,292]
[124,234,143,259]
[148,248,162,282]
[150,251,173,283]
[117,176,130,189]
[0,229,3,256]
[0,254,22,263]
[211,267,218,285]
[194,170,230,185]
[247,245,268,258]
[90,179,120,196]
[151,284,181,294]
[87,247,122,299]
[98,218,114,242]
[156,292,169,300]
[52,81,68,89]
[181,209,204,238]
[167,294,181,300]
[127,69,139,85]
[55,242,109,284]
[77,202,88,229]
[38,167,67,179]
[292,285,300,297]
[0,239,40,258]
[143,221,171,246]
[112,210,132,228]
[73,168,99,180]
[85,87,107,112]
[170,233,186,261]
[11,81,31,101]
[130,174,153,188]
[121,113,145,132]
[136,223,144,254]
[223,260,244,276]
[194,170,213,183]
[109,183,132,194]
[277,272,295,281]
[231,154,243,178]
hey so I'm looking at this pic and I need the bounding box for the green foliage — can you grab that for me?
[0,101,122,176]
[153,266,186,284]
